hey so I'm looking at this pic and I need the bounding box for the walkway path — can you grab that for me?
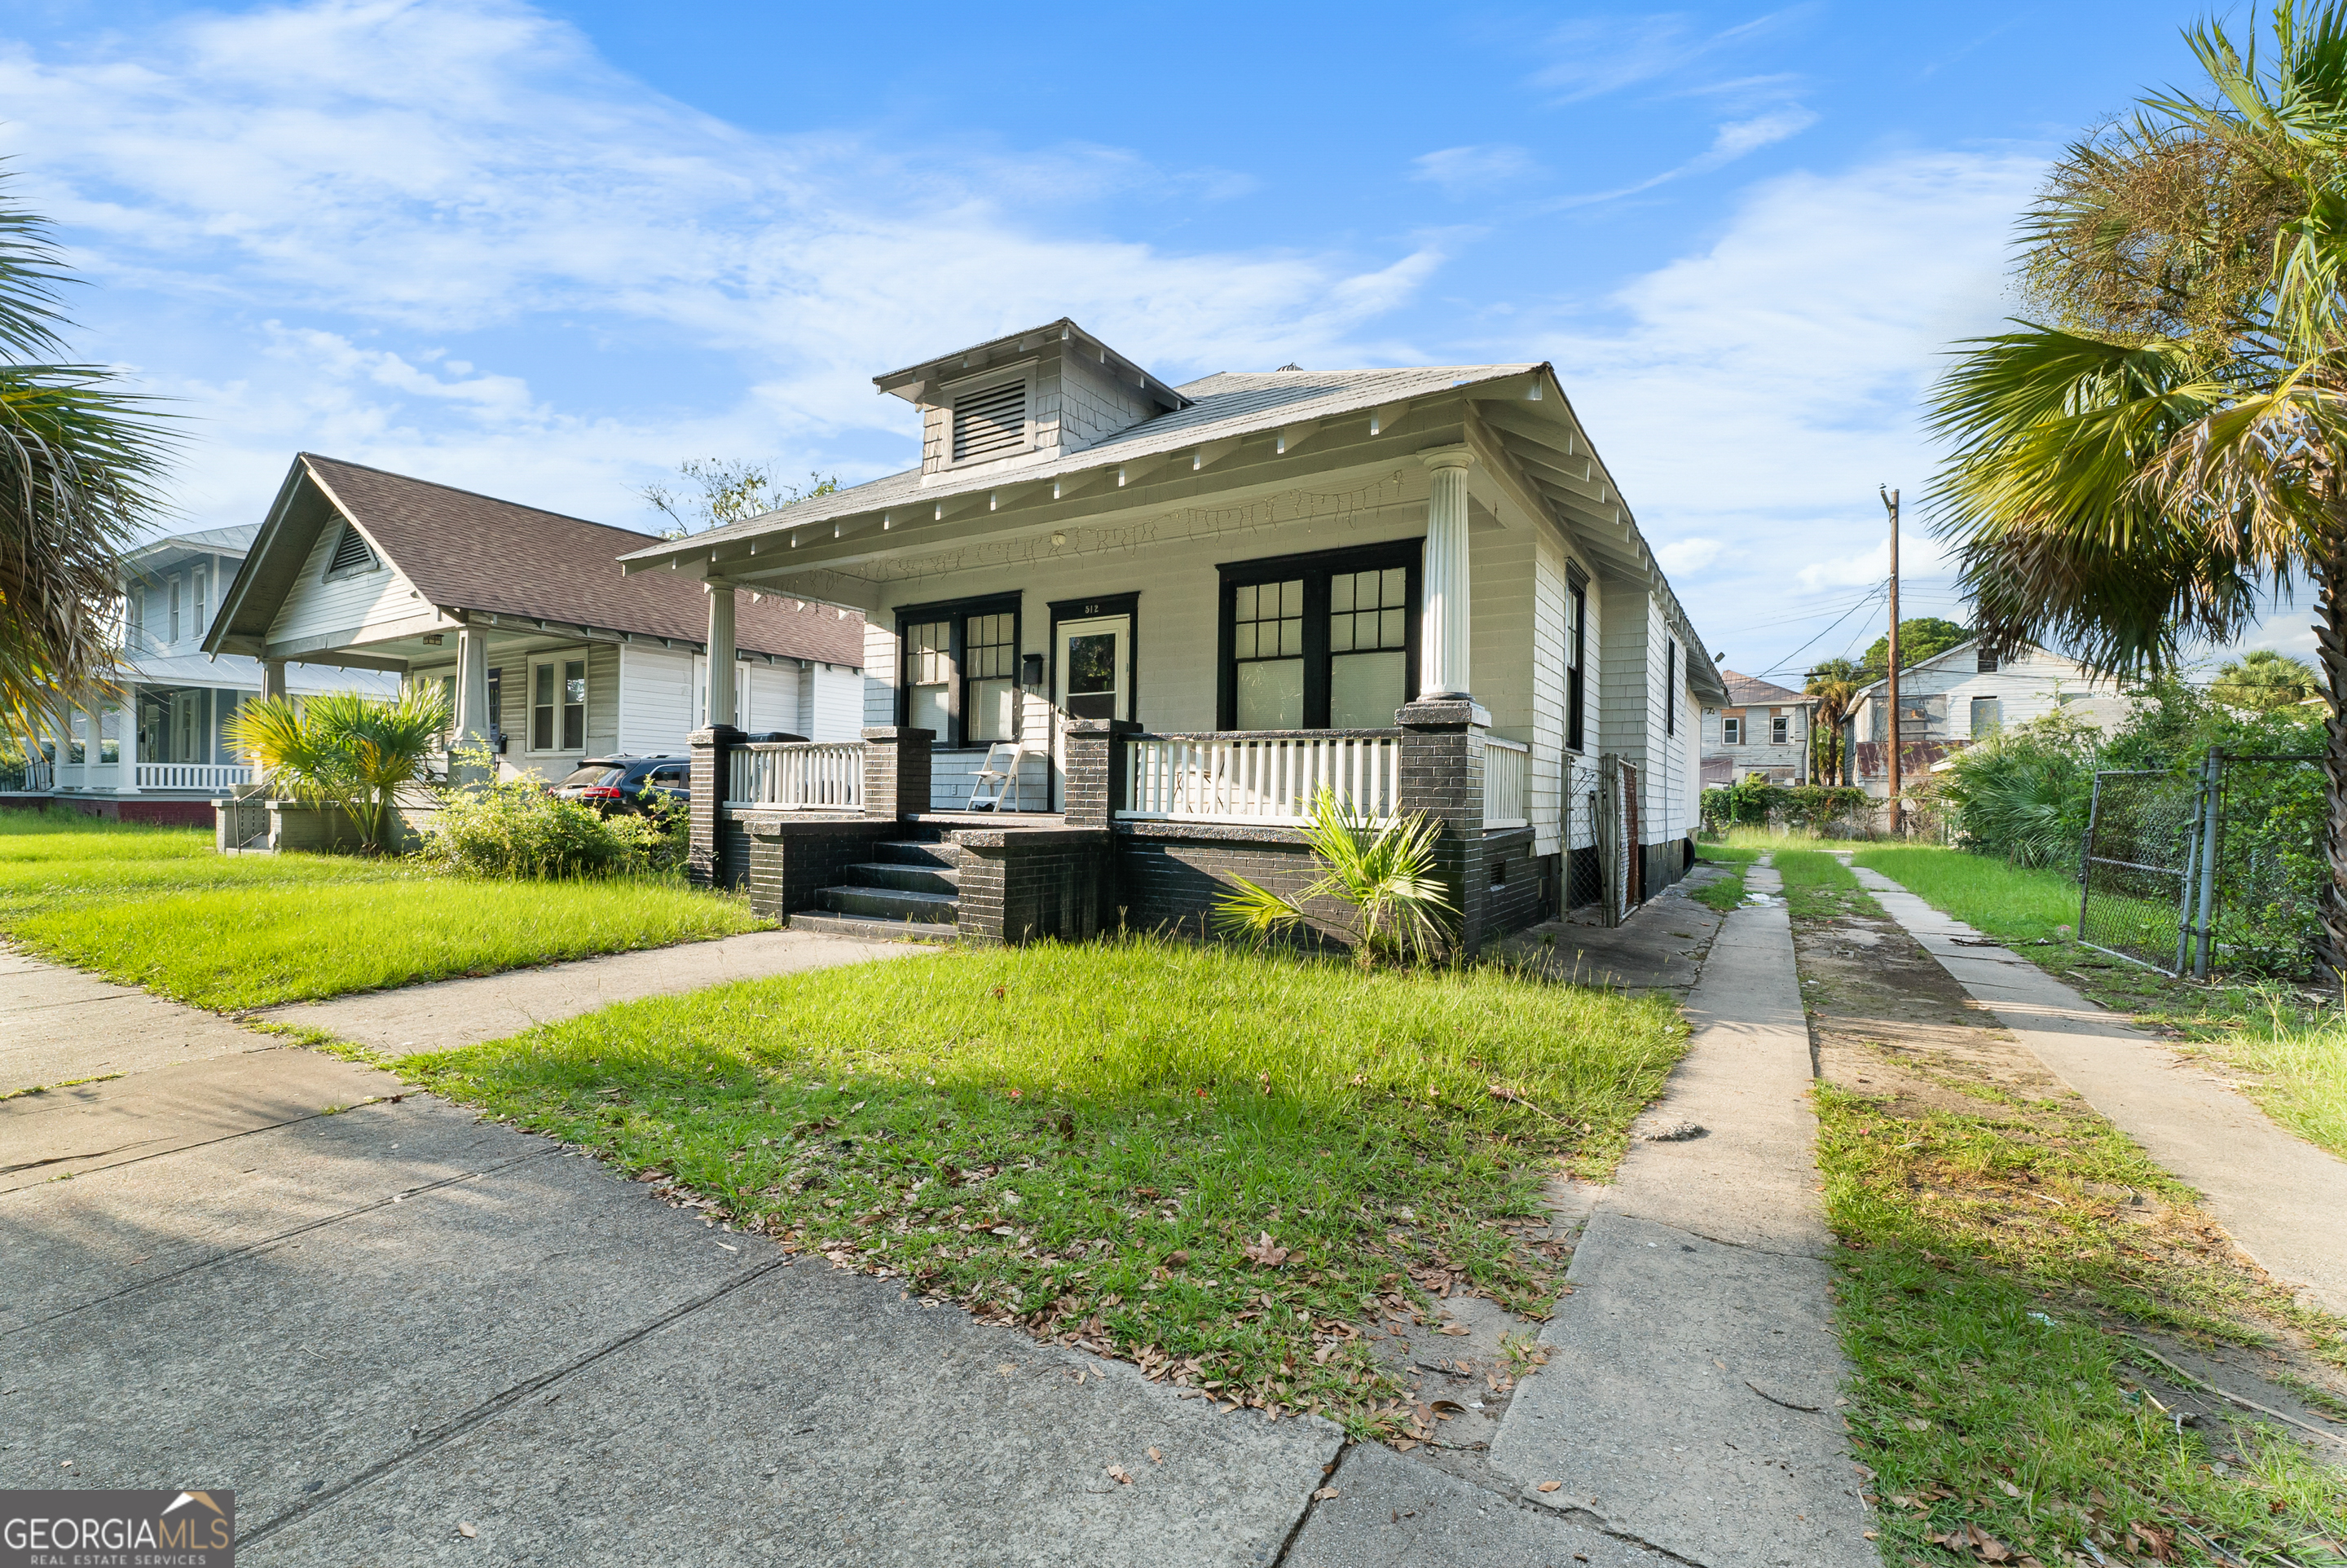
[1848,863,2347,1317]
[1486,862,1878,1568]
[252,927,928,1054]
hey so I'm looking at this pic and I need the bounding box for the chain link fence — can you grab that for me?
[2079,753,2326,980]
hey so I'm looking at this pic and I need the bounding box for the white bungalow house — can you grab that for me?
[7,526,395,824]
[1843,637,2132,795]
[200,456,867,786]
[613,319,1724,949]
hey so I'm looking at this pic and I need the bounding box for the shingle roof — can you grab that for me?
[300,456,865,667]
[617,363,1539,560]
[1720,671,1809,707]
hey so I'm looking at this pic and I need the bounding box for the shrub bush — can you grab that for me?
[423,776,689,879]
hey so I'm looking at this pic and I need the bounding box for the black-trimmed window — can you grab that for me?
[1666,640,1678,735]
[1566,566,1588,751]
[1218,540,1420,730]
[896,593,1022,748]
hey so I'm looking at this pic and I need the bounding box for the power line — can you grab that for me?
[1751,581,1889,680]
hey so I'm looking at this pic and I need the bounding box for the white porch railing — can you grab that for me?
[1122,733,1402,825]
[136,763,253,791]
[728,741,865,810]
[1482,735,1530,830]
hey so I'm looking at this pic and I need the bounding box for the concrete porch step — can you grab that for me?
[872,838,962,870]
[786,910,959,945]
[817,885,960,924]
[844,861,960,896]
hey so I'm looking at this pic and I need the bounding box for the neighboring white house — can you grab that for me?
[1844,637,2132,796]
[1701,670,1814,786]
[201,456,867,779]
[7,526,396,823]
[611,316,1725,941]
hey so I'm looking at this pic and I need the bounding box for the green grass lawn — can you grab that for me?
[1690,841,1760,911]
[1772,847,1882,922]
[1852,843,2347,1163]
[397,936,1687,1437]
[0,808,764,1009]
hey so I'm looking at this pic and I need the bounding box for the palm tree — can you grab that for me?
[1929,1,2347,968]
[2210,647,2323,710]
[1803,657,1863,782]
[1213,789,1457,967]
[229,688,451,854]
[0,169,171,733]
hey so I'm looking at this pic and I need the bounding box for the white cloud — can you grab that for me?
[1526,8,1818,103]
[1656,536,1724,573]
[0,0,1449,531]
[1517,150,2047,666]
[1409,145,1539,196]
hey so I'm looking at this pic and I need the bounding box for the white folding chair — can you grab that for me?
[967,740,1033,812]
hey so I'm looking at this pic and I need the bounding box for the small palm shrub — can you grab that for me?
[1212,788,1456,967]
[1936,718,2098,868]
[227,687,451,854]
[425,770,689,879]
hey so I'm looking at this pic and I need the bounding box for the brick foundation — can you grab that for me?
[16,796,222,826]
[955,826,1112,945]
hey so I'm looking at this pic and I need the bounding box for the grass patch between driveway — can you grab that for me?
[395,936,1686,1438]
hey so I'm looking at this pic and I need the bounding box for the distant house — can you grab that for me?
[7,526,395,823]
[201,456,867,780]
[1700,671,1814,786]
[1843,638,2131,796]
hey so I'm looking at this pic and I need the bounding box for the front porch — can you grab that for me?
[694,705,1559,954]
[16,683,258,823]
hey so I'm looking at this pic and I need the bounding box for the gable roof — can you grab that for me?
[1719,671,1809,707]
[1848,636,1987,702]
[209,456,865,668]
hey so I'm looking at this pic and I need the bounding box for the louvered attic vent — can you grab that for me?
[951,378,1028,463]
[327,522,377,576]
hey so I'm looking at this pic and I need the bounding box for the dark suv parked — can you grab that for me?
[551,756,690,816]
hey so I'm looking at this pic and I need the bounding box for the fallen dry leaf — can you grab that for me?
[1311,1487,1339,1500]
[1241,1232,1290,1268]
[1537,1481,1562,1493]
[1106,1465,1133,1486]
[1147,1447,1162,1464]
[456,1523,477,1539]
[1438,1323,1472,1337]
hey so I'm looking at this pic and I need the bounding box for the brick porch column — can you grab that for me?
[1398,697,1490,956]
[1060,719,1137,829]
[687,722,745,888]
[862,726,932,820]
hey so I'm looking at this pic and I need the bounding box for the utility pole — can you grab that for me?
[1882,486,1903,836]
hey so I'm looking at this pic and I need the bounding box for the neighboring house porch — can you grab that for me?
[619,319,1723,952]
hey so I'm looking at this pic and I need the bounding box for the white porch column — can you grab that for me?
[454,626,492,746]
[1418,446,1474,700]
[262,659,289,703]
[705,583,738,729]
[118,689,141,793]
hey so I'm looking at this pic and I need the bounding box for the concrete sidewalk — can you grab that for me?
[1849,863,2347,1317]
[1486,863,1878,1568]
[2,945,1667,1566]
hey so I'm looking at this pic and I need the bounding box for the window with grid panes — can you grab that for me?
[1232,578,1305,729]
[1328,566,1409,728]
[965,612,1015,743]
[905,620,950,739]
[1220,541,1420,730]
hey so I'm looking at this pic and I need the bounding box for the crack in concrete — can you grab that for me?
[1,1138,167,1176]
[3,1146,561,1337]
[238,1252,796,1547]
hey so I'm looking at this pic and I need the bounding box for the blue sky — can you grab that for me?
[2,0,2301,679]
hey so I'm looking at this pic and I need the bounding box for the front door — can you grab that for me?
[1052,614,1131,808]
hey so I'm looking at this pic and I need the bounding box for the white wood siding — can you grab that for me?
[265,516,440,648]
[619,644,696,756]
[810,663,862,744]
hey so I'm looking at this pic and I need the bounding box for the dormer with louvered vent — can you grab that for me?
[874,318,1190,482]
